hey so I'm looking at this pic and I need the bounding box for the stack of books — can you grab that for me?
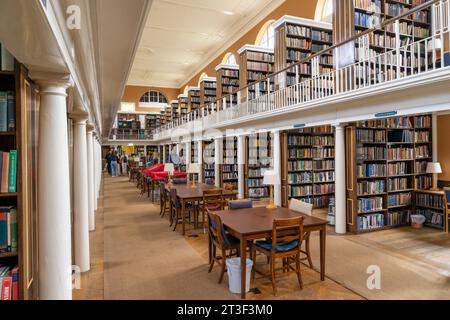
[0,150,17,193]
[0,207,17,253]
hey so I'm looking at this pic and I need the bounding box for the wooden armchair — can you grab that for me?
[170,188,198,231]
[253,216,305,296]
[289,199,314,268]
[159,182,170,218]
[201,189,226,231]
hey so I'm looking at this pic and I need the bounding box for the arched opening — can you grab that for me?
[255,19,276,49]
[315,0,333,23]
[139,90,168,104]
[197,72,208,87]
[222,52,237,65]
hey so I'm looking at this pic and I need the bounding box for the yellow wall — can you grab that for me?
[438,115,450,181]
[122,85,180,113]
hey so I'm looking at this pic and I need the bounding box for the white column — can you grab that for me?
[70,113,90,273]
[215,137,223,188]
[35,73,73,300]
[185,142,192,175]
[94,136,100,211]
[334,124,346,234]
[237,135,246,199]
[87,124,95,232]
[162,145,167,163]
[198,141,203,183]
[432,113,438,162]
[272,130,282,207]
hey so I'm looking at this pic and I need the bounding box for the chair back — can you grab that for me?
[208,212,232,247]
[289,199,313,216]
[228,200,253,210]
[271,217,304,253]
[223,183,234,191]
[159,181,166,199]
[170,188,180,209]
[203,189,225,212]
[444,187,450,204]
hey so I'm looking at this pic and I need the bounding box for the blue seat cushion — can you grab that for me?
[256,239,301,253]
[229,200,253,210]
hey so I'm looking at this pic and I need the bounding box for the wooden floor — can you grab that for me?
[74,175,450,300]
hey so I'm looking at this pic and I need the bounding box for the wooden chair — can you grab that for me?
[444,187,450,233]
[207,212,241,284]
[289,199,314,268]
[159,182,170,218]
[253,216,305,296]
[201,189,226,231]
[170,188,198,231]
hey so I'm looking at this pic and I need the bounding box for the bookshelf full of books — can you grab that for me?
[145,114,161,135]
[221,137,238,191]
[238,45,275,101]
[203,140,215,185]
[273,16,333,93]
[188,87,201,117]
[160,108,166,127]
[165,105,173,124]
[215,64,240,109]
[246,132,272,200]
[178,94,189,118]
[190,141,199,181]
[200,77,217,115]
[350,0,431,82]
[414,190,446,230]
[281,125,335,208]
[345,114,434,233]
[170,101,179,122]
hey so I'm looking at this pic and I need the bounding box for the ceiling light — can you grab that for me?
[223,11,234,16]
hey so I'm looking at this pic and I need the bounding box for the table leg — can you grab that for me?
[240,236,247,299]
[320,226,326,281]
[148,180,151,199]
[208,230,212,264]
[182,199,186,236]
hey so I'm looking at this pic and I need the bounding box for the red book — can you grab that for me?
[1,276,12,300]
[1,152,9,193]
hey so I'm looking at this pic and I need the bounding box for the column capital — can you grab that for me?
[29,71,73,96]
[70,112,89,124]
[332,123,346,129]
[86,123,95,133]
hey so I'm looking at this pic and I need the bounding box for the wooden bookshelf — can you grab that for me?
[145,114,161,134]
[0,61,38,299]
[178,94,189,118]
[215,64,239,109]
[200,77,217,115]
[190,141,199,181]
[346,114,434,233]
[281,125,335,209]
[160,109,166,127]
[165,105,172,124]
[187,87,201,115]
[170,100,179,122]
[221,137,238,191]
[203,140,215,185]
[274,16,333,90]
[415,189,446,230]
[238,45,275,101]
[246,132,272,200]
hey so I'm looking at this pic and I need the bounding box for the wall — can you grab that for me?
[438,114,450,181]
[122,85,180,112]
[180,0,319,91]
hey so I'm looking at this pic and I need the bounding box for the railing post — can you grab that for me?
[395,20,401,79]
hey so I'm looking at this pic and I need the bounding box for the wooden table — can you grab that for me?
[167,183,237,236]
[215,207,327,299]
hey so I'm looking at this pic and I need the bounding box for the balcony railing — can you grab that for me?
[109,129,153,141]
[155,0,450,139]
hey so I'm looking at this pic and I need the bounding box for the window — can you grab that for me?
[222,52,237,65]
[139,90,168,104]
[315,0,333,23]
[256,20,275,49]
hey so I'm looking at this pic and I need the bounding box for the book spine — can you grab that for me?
[0,91,7,132]
[1,276,12,300]
[0,211,6,252]
[6,91,15,132]
[1,152,9,193]
[0,151,2,192]
[11,266,18,300]
[10,208,17,252]
[6,210,10,251]
[8,150,16,193]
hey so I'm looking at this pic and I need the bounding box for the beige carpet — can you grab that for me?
[102,176,238,300]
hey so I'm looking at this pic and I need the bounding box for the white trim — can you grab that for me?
[187,86,200,92]
[139,102,168,108]
[200,77,217,83]
[215,64,240,71]
[273,15,332,30]
[177,94,188,99]
[170,100,179,104]
[237,44,274,55]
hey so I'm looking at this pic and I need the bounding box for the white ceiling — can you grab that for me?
[127,0,284,88]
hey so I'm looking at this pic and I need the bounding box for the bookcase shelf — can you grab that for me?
[216,64,239,109]
[221,137,238,191]
[246,132,272,200]
[281,125,335,209]
[346,114,434,233]
[178,94,189,117]
[203,140,215,185]
[170,101,179,122]
[200,77,217,114]
[187,87,201,115]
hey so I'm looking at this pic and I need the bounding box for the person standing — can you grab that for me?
[105,151,112,176]
[110,151,119,177]
[121,154,128,175]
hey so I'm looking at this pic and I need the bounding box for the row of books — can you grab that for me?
[0,151,17,193]
[311,30,332,43]
[246,51,274,63]
[203,82,216,89]
[289,160,335,171]
[286,25,311,38]
[357,146,386,160]
[388,162,410,175]
[0,207,17,253]
[354,0,382,13]
[288,147,335,159]
[358,197,384,213]
[221,78,239,86]
[387,209,411,226]
[358,180,385,195]
[222,173,238,180]
[388,192,412,207]
[0,265,19,300]
[0,92,15,133]
[222,165,238,172]
[314,183,335,194]
[357,129,386,143]
[388,177,411,191]
[312,44,330,52]
[385,2,411,17]
[221,69,239,78]
[203,90,216,96]
[417,209,443,227]
[288,135,334,146]
[249,187,269,199]
[358,213,385,230]
[247,71,269,82]
[289,185,313,197]
[415,193,444,208]
[358,164,386,178]
[357,116,431,129]
[387,130,414,143]
[286,38,311,50]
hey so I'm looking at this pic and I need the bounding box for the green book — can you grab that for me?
[8,150,16,193]
[9,208,17,252]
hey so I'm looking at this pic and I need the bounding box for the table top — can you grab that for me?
[168,183,237,199]
[215,207,327,236]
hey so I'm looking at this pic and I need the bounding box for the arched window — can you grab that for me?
[255,20,276,49]
[139,90,168,104]
[222,52,237,65]
[198,72,208,87]
[315,0,333,23]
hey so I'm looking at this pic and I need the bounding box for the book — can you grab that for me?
[1,275,12,300]
[0,152,2,188]
[0,210,6,252]
[7,91,15,132]
[11,266,18,300]
[0,44,14,72]
[1,152,9,193]
[0,91,7,132]
[8,150,17,193]
[10,208,17,252]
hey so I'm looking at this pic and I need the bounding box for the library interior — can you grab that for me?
[0,0,449,301]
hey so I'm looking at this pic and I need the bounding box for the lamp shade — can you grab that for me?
[263,170,280,185]
[164,163,175,175]
[187,163,201,174]
[426,162,442,174]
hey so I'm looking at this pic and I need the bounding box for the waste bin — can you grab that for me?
[226,258,253,294]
